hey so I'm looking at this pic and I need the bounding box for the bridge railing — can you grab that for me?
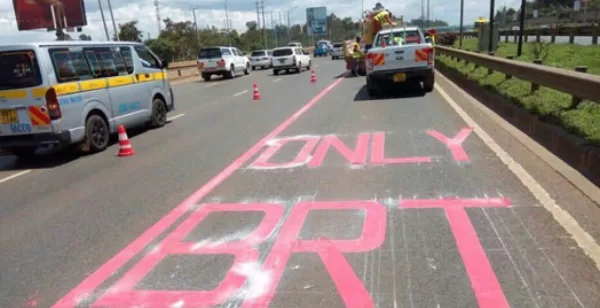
[435,45,600,107]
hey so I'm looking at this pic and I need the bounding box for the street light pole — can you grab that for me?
[97,0,110,41]
[287,6,297,43]
[488,0,495,52]
[459,0,464,48]
[517,0,526,56]
[107,0,119,41]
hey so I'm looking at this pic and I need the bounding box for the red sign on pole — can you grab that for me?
[12,0,87,31]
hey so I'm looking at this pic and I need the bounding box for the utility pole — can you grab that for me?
[255,1,263,48]
[271,11,278,47]
[192,8,199,52]
[107,0,119,41]
[517,0,526,57]
[97,0,110,41]
[154,0,161,34]
[259,0,267,49]
[426,0,430,28]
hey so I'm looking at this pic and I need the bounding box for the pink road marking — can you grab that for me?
[399,198,511,308]
[370,132,432,164]
[242,200,387,308]
[426,127,474,162]
[93,203,284,307]
[250,136,320,169]
[52,75,346,308]
[308,133,370,167]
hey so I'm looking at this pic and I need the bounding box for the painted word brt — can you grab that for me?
[67,198,511,308]
[248,128,473,169]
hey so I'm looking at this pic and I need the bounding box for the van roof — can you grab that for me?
[0,41,146,49]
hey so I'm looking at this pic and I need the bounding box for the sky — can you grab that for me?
[0,0,523,43]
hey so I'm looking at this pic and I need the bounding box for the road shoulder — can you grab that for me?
[436,71,600,244]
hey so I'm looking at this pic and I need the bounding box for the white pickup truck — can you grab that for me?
[365,26,435,97]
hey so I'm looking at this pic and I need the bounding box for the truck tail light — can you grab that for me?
[45,87,62,120]
[292,55,297,64]
[217,59,225,67]
[197,61,204,69]
[422,47,434,64]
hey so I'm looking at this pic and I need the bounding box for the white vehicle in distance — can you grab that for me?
[249,49,272,70]
[331,42,344,59]
[288,42,303,48]
[197,46,250,81]
[271,47,311,75]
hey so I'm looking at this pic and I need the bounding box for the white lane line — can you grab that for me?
[0,169,31,184]
[273,78,281,83]
[167,113,186,121]
[204,83,218,87]
[435,83,600,272]
[233,90,248,97]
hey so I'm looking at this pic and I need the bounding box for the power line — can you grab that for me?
[154,0,161,34]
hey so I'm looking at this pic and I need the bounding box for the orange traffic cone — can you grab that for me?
[117,125,135,156]
[310,70,317,83]
[253,83,261,100]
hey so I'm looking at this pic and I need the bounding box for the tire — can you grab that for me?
[273,69,279,75]
[244,63,250,75]
[150,97,168,128]
[423,73,435,93]
[307,61,311,71]
[366,76,379,98]
[201,73,211,81]
[226,65,236,79]
[252,66,256,70]
[9,147,37,159]
[295,62,301,73]
[80,114,109,153]
[358,69,366,76]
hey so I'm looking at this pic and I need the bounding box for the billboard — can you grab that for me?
[306,6,327,36]
[12,0,87,31]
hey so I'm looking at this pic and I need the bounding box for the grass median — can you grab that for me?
[437,39,600,144]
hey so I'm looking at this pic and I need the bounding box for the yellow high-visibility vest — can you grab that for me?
[374,11,390,25]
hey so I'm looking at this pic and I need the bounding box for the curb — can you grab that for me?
[436,60,600,188]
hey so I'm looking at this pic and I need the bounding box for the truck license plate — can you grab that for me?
[0,109,18,124]
[393,73,406,82]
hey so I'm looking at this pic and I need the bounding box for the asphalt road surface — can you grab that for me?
[1,57,600,308]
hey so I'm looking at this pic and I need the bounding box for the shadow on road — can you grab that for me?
[0,123,170,172]
[353,83,426,101]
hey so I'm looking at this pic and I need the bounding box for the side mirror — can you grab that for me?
[161,59,169,69]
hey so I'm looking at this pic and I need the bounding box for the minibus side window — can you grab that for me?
[49,48,93,83]
[133,45,161,69]
[119,46,135,74]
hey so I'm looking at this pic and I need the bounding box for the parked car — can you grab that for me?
[271,46,311,75]
[331,42,344,59]
[249,49,272,70]
[288,42,303,48]
[197,46,250,81]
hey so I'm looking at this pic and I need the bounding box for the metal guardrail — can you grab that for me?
[435,46,600,105]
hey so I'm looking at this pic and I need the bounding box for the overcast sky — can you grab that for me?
[0,0,522,43]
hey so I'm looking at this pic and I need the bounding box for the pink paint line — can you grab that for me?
[399,198,511,308]
[308,133,370,167]
[426,127,473,162]
[52,75,346,308]
[250,136,320,169]
[370,132,432,165]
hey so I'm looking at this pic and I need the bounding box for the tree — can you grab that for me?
[79,34,92,41]
[146,38,175,62]
[246,21,258,31]
[116,21,143,42]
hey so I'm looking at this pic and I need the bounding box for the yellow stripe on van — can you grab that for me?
[31,87,48,98]
[54,82,81,96]
[80,79,108,91]
[154,71,166,80]
[0,89,28,99]
[108,76,133,87]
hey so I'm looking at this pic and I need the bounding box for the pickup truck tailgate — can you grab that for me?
[367,44,433,72]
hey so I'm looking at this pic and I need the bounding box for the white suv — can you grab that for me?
[331,42,344,59]
[197,46,250,81]
[271,47,311,75]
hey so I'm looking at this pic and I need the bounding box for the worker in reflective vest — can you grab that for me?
[374,10,397,28]
[351,36,363,76]
[425,29,436,45]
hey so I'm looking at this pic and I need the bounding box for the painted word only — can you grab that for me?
[91,198,511,308]
[248,128,473,169]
